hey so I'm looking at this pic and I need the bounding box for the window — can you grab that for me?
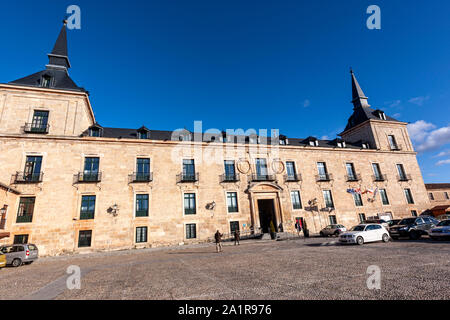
[329,215,337,225]
[411,210,418,217]
[291,191,302,210]
[78,230,92,248]
[372,163,383,180]
[230,221,240,234]
[88,127,101,137]
[138,131,148,139]
[286,162,297,179]
[16,197,35,223]
[24,156,42,182]
[379,189,390,205]
[83,157,100,181]
[224,160,236,180]
[397,164,407,180]
[317,162,328,180]
[256,158,268,178]
[388,135,398,150]
[136,194,149,217]
[184,193,196,215]
[183,159,195,180]
[346,163,357,181]
[80,195,96,220]
[14,235,29,244]
[362,142,369,149]
[31,110,49,132]
[227,192,238,213]
[323,190,334,208]
[377,111,386,120]
[445,192,449,200]
[404,189,415,204]
[41,75,52,88]
[136,158,150,181]
[136,227,148,243]
[186,224,196,239]
[358,213,366,223]
[353,193,363,207]
[428,193,434,201]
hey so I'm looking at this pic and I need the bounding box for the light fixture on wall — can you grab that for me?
[0,205,7,215]
[108,203,119,217]
[206,201,216,210]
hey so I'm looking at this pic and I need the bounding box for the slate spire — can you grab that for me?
[46,20,71,70]
[350,69,369,109]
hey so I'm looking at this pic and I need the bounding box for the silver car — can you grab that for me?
[0,244,39,267]
[320,224,347,237]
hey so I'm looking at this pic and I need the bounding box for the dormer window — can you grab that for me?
[309,140,319,147]
[179,133,191,141]
[138,131,148,139]
[249,135,258,144]
[279,135,288,145]
[362,142,369,149]
[89,127,101,137]
[41,75,52,88]
[374,110,387,120]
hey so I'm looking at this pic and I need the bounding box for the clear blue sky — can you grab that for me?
[1,0,449,183]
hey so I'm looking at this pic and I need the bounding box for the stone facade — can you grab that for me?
[425,184,450,216]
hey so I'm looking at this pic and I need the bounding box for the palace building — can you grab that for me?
[0,22,430,256]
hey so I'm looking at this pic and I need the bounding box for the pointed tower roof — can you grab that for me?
[9,20,86,93]
[350,69,369,108]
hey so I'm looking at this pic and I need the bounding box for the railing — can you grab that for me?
[184,208,196,215]
[16,215,33,223]
[373,174,387,182]
[284,173,302,182]
[316,173,333,182]
[129,172,153,183]
[80,212,95,220]
[249,174,276,182]
[177,173,199,183]
[390,144,403,151]
[74,172,102,183]
[13,172,43,183]
[398,174,411,182]
[346,173,361,182]
[220,173,240,182]
[135,210,149,217]
[23,123,50,134]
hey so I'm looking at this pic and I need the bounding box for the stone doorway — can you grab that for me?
[258,199,277,233]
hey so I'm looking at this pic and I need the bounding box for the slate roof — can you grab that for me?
[425,183,450,190]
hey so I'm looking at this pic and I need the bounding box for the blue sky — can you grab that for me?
[1,0,449,182]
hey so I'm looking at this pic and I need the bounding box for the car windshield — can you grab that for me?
[351,225,365,231]
[437,220,450,227]
[399,218,416,225]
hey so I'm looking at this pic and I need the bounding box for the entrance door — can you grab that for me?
[258,199,277,233]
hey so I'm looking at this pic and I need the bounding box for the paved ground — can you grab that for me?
[0,237,449,300]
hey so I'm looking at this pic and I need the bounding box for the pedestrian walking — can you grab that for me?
[295,220,302,236]
[214,230,223,253]
[234,229,240,246]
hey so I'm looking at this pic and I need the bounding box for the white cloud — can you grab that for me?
[385,100,401,108]
[433,150,450,158]
[303,99,310,108]
[436,159,450,166]
[408,95,430,106]
[320,135,330,140]
[408,120,450,153]
[392,113,401,118]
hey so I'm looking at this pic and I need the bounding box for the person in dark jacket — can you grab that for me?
[234,229,240,246]
[215,230,223,252]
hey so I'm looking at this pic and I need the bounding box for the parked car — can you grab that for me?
[0,252,6,269]
[436,214,450,221]
[429,220,450,240]
[339,224,390,245]
[320,224,347,237]
[387,219,401,227]
[0,244,39,267]
[389,217,438,240]
[363,219,390,230]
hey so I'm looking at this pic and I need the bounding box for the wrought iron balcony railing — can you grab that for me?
[249,174,276,182]
[220,173,240,182]
[398,174,412,182]
[316,173,333,182]
[13,172,43,184]
[284,173,302,182]
[389,144,403,151]
[129,172,153,183]
[177,173,199,183]
[16,215,33,223]
[373,174,387,182]
[80,212,95,220]
[184,208,196,215]
[346,173,361,182]
[74,172,102,183]
[23,123,50,134]
[135,210,149,217]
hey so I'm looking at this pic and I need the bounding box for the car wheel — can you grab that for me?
[382,234,389,243]
[334,231,340,237]
[12,258,22,267]
[356,236,364,245]
[410,231,421,240]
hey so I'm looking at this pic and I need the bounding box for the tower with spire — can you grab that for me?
[9,20,86,93]
[340,70,414,152]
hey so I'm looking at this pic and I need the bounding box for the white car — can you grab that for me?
[429,220,450,240]
[339,224,390,245]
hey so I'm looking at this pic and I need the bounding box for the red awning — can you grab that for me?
[0,232,10,240]
[431,205,450,211]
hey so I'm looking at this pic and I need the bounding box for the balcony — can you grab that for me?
[346,173,361,182]
[74,172,102,183]
[398,174,412,182]
[249,174,276,182]
[184,208,196,215]
[135,210,149,217]
[23,123,50,134]
[316,173,333,182]
[389,144,403,151]
[16,215,33,223]
[129,172,153,183]
[220,173,240,182]
[373,174,387,182]
[80,211,95,220]
[177,173,199,183]
[12,172,43,184]
[284,173,302,182]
